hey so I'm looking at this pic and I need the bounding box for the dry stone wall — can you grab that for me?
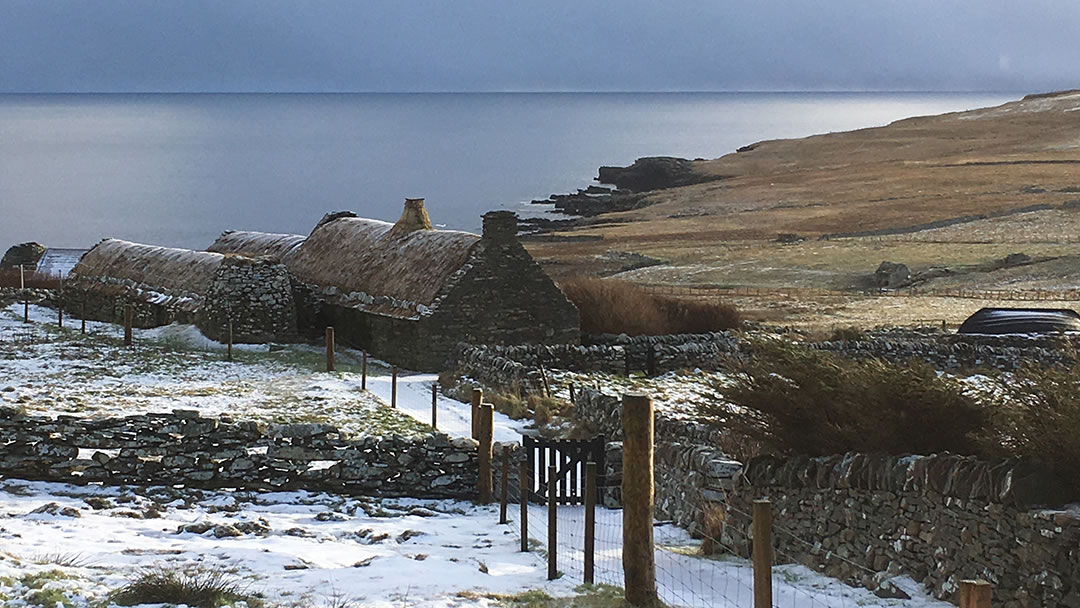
[0,407,479,498]
[454,332,740,391]
[573,387,1080,606]
[196,256,297,343]
[573,387,740,532]
[725,454,1080,607]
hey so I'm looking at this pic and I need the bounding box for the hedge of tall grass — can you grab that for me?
[559,277,740,336]
[706,340,1080,499]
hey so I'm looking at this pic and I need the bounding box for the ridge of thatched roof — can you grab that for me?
[70,238,223,296]
[288,217,481,316]
[207,230,307,261]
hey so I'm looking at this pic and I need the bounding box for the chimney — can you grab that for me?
[388,198,434,238]
[482,211,519,242]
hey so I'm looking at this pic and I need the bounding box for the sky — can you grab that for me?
[0,0,1077,93]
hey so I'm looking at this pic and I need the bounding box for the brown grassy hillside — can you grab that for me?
[525,91,1080,328]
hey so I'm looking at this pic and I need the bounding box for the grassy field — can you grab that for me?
[525,91,1080,328]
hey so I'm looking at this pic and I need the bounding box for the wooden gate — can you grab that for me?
[522,434,606,505]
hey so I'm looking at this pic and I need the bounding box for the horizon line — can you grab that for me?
[0,88,1031,96]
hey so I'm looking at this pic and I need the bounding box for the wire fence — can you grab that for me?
[508,456,945,608]
[640,283,1080,302]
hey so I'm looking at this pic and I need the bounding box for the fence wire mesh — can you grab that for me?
[512,478,935,608]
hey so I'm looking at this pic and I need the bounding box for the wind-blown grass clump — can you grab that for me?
[707,340,988,456]
[110,566,263,608]
[559,277,739,336]
[983,363,1080,496]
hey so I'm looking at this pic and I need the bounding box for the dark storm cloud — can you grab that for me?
[0,0,1077,92]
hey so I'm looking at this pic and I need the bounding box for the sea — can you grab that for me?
[0,92,1015,251]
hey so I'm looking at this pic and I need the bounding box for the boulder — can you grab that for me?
[1002,252,1032,267]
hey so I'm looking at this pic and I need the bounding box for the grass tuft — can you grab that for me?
[110,565,263,608]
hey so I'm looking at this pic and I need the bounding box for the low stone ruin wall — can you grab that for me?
[812,330,1080,371]
[725,454,1080,606]
[456,330,1080,396]
[454,332,741,391]
[0,407,481,499]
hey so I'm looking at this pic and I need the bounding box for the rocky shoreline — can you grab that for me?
[517,156,719,235]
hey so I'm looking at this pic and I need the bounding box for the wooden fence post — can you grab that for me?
[81,299,86,334]
[123,304,133,347]
[226,320,233,362]
[431,382,438,429]
[361,351,367,390]
[569,383,575,404]
[753,499,773,608]
[584,460,597,585]
[20,265,27,323]
[325,327,335,372]
[958,580,992,608]
[520,459,529,553]
[57,287,63,328]
[547,464,558,580]
[477,403,494,503]
[499,445,510,524]
[622,392,656,606]
[391,366,398,408]
[471,388,483,440]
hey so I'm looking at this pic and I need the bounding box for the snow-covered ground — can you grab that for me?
[0,302,953,606]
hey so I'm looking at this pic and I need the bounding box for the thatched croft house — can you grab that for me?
[68,239,297,343]
[209,199,580,370]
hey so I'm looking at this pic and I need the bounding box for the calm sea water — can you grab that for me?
[0,92,1013,250]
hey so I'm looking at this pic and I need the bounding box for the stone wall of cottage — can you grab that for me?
[317,213,581,372]
[0,407,481,499]
[195,256,297,343]
[62,277,200,328]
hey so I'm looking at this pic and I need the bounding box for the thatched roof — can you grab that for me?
[70,239,223,296]
[289,216,480,317]
[207,230,306,261]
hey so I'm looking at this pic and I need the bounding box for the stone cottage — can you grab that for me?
[212,199,581,370]
[68,239,297,343]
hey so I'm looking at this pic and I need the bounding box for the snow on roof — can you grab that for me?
[34,248,88,278]
[207,230,307,261]
[70,238,223,296]
[288,217,480,316]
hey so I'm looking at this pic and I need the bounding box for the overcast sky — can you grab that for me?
[1,0,1077,93]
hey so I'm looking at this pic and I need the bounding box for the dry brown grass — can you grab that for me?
[559,277,740,335]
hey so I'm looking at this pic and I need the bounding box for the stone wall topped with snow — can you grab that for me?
[0,407,480,499]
